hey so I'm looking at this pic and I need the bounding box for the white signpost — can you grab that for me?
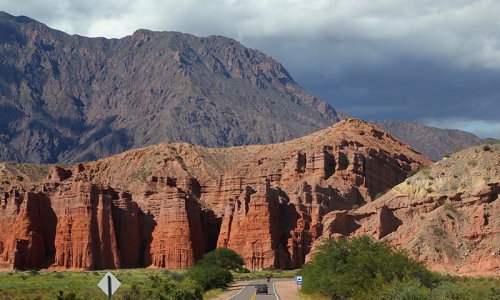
[98,271,121,299]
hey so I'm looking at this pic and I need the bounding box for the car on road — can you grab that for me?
[255,284,269,294]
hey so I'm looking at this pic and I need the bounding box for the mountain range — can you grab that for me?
[0,11,339,163]
[0,11,482,163]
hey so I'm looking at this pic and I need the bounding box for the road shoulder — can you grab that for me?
[274,279,300,300]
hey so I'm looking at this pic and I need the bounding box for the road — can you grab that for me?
[225,279,281,300]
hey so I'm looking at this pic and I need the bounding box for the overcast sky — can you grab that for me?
[3,0,500,138]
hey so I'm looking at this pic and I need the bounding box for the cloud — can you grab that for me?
[3,0,500,134]
[426,119,500,139]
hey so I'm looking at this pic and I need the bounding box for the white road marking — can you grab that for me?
[272,281,280,300]
[226,280,256,300]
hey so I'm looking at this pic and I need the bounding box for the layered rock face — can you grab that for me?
[0,119,430,270]
[316,144,499,276]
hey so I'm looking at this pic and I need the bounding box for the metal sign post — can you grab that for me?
[98,271,121,299]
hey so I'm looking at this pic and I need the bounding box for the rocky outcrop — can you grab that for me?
[315,144,500,276]
[0,119,430,270]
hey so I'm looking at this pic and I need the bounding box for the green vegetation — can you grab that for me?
[0,269,173,299]
[406,168,420,178]
[299,236,500,299]
[185,247,244,291]
[0,248,272,299]
[186,264,232,291]
[467,159,477,167]
[232,269,298,281]
[121,274,203,300]
[197,247,244,271]
[482,144,492,152]
[407,166,431,178]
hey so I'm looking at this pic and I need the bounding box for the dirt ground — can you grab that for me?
[274,279,301,300]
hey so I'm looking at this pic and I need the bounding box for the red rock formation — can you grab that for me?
[47,166,72,182]
[0,119,431,270]
[51,182,120,269]
[0,192,56,269]
[146,187,205,268]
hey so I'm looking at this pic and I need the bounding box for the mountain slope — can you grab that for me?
[0,12,339,163]
[373,121,481,160]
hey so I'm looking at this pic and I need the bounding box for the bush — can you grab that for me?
[407,168,420,177]
[121,275,203,300]
[54,290,79,300]
[300,236,437,299]
[482,145,491,152]
[379,279,431,300]
[186,264,233,291]
[430,281,472,300]
[170,278,203,300]
[198,247,244,271]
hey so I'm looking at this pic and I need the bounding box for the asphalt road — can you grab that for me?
[226,279,280,300]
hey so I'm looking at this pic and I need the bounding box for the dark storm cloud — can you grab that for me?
[3,0,500,137]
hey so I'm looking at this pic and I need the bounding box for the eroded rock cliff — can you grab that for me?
[0,119,430,270]
[316,144,499,276]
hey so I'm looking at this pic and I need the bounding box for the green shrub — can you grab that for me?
[430,281,472,300]
[198,247,244,271]
[54,290,79,300]
[299,236,437,299]
[170,278,203,300]
[186,264,233,291]
[121,275,203,300]
[467,160,477,167]
[379,279,431,300]
[121,283,142,300]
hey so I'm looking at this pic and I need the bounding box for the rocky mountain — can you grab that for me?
[0,11,339,163]
[0,119,430,270]
[373,120,481,161]
[316,143,499,276]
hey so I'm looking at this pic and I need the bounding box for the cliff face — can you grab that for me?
[0,119,430,270]
[0,11,339,163]
[316,144,500,276]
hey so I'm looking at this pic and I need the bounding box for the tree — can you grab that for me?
[198,247,244,271]
[300,236,437,299]
[186,264,233,290]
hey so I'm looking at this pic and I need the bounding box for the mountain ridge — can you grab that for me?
[0,11,339,163]
[372,120,482,160]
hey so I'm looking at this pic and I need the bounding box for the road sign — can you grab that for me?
[98,271,121,299]
[296,276,303,285]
